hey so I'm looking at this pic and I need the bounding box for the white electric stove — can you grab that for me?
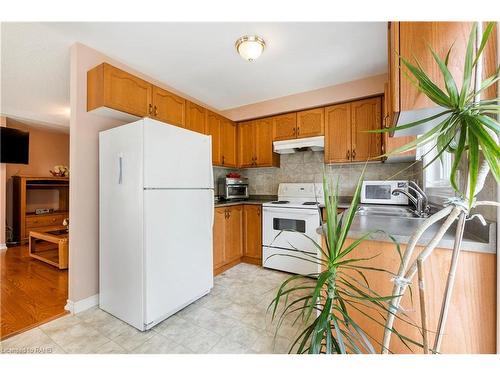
[262,183,324,275]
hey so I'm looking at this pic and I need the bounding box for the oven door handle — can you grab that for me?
[263,207,320,215]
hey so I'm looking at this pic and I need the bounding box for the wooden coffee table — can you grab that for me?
[29,226,69,270]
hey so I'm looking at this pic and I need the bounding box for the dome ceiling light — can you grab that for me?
[235,35,266,62]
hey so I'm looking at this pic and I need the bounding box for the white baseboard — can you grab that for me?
[0,244,7,250]
[65,294,99,314]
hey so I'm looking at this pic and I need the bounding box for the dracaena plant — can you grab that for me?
[380,22,499,207]
[378,22,500,354]
[268,173,422,354]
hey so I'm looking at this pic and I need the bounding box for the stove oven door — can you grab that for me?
[262,207,322,275]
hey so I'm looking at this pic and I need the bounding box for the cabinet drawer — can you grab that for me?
[26,214,66,229]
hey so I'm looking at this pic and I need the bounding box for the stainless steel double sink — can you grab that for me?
[356,205,420,218]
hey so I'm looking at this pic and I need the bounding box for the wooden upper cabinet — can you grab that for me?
[151,86,185,126]
[297,108,324,138]
[383,83,416,159]
[351,97,382,162]
[389,22,497,124]
[88,63,152,117]
[221,118,237,167]
[206,111,222,165]
[273,113,297,141]
[225,206,243,263]
[255,117,279,167]
[213,207,226,271]
[243,205,262,263]
[238,121,256,168]
[185,101,207,133]
[324,103,351,163]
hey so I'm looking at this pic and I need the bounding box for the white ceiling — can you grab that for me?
[1,22,387,127]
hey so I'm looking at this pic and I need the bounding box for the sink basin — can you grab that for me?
[356,206,418,218]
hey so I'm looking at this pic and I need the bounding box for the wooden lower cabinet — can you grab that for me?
[334,238,496,354]
[242,205,262,264]
[225,206,243,263]
[213,204,262,275]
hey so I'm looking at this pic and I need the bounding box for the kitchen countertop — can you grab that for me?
[318,213,496,254]
[214,195,277,208]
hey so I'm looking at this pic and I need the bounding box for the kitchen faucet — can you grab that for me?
[392,181,430,217]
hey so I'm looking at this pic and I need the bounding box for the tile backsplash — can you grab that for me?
[214,151,422,197]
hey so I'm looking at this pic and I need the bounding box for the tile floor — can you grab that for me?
[1,263,311,354]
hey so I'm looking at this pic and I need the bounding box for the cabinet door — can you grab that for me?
[225,206,243,263]
[387,22,400,127]
[351,97,382,162]
[102,63,152,117]
[297,108,324,138]
[273,113,297,141]
[221,118,238,167]
[213,208,226,270]
[238,121,256,168]
[243,205,262,262]
[383,84,416,159]
[206,111,222,165]
[255,117,277,167]
[324,103,351,163]
[399,22,497,111]
[151,86,185,126]
[185,101,207,134]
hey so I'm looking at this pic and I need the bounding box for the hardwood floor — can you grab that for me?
[1,244,68,340]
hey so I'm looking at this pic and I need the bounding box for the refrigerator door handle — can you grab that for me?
[118,153,123,184]
[210,192,215,228]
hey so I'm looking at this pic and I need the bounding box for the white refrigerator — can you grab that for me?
[99,118,214,331]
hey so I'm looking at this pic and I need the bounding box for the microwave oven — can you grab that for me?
[218,177,249,200]
[361,180,409,205]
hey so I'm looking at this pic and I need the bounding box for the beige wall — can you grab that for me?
[4,119,69,239]
[221,74,386,121]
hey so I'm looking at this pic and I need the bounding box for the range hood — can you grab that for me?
[273,136,324,154]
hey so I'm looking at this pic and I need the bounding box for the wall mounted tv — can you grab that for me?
[1,127,30,164]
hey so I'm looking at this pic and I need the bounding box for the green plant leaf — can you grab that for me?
[459,23,476,107]
[429,45,459,105]
[472,22,495,68]
[449,123,467,193]
[400,56,452,108]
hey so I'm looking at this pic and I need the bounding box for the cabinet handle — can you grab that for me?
[154,105,158,116]
[292,127,296,135]
[222,155,225,165]
[297,126,300,136]
[257,208,260,216]
[148,103,153,115]
[352,149,356,160]
[346,150,350,160]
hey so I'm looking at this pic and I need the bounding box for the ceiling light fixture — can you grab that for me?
[235,35,266,62]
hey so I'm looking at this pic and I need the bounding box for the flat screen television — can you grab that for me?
[1,127,30,164]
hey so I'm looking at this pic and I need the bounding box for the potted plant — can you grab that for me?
[268,173,422,353]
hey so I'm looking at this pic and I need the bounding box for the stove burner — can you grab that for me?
[302,202,318,206]
[270,200,290,204]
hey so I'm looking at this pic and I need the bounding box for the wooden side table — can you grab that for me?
[29,227,69,270]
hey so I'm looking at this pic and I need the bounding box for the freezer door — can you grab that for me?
[143,118,213,189]
[99,122,145,330]
[143,189,214,326]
